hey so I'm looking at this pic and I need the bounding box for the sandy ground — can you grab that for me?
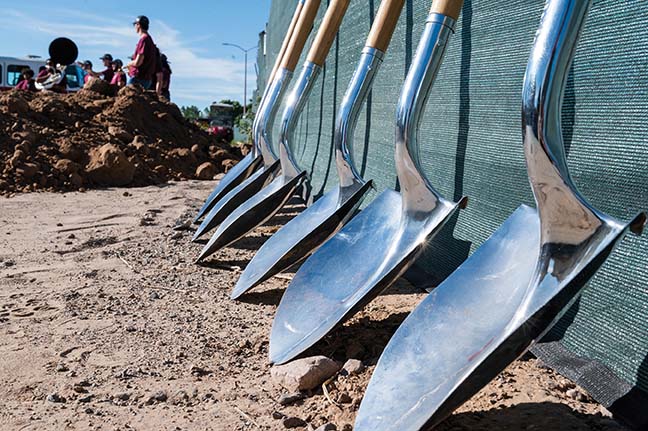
[0,180,628,430]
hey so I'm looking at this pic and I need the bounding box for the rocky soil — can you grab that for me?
[0,181,629,430]
[0,85,244,196]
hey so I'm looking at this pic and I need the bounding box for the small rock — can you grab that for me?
[78,395,93,403]
[566,388,586,401]
[272,411,286,420]
[114,392,130,401]
[47,392,66,403]
[278,392,305,406]
[195,162,217,180]
[170,231,182,240]
[340,425,352,431]
[55,363,69,372]
[170,390,189,405]
[315,424,337,431]
[73,384,88,393]
[149,291,160,300]
[54,159,79,175]
[336,392,352,404]
[16,162,39,179]
[146,390,168,404]
[283,416,307,428]
[341,359,364,376]
[271,356,341,392]
[190,365,211,377]
[172,219,192,231]
[108,126,133,143]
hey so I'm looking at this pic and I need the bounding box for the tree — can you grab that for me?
[180,105,201,120]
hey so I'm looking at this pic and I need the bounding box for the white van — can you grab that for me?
[0,56,85,92]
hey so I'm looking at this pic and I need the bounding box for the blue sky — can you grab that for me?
[0,0,272,109]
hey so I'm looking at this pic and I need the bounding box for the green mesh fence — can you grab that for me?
[257,1,648,427]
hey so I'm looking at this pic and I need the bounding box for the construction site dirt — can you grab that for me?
[0,181,628,430]
[0,87,244,196]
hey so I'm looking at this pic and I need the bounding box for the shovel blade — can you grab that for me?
[232,180,372,299]
[355,206,644,431]
[197,172,306,261]
[354,205,540,430]
[192,161,280,242]
[193,153,262,223]
[269,189,460,365]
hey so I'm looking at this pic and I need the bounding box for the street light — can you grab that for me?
[223,42,258,116]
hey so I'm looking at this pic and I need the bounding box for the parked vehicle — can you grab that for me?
[207,103,235,142]
[0,56,84,92]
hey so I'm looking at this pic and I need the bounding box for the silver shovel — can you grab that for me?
[195,0,355,261]
[269,0,468,365]
[192,0,322,241]
[354,1,646,429]
[193,1,306,224]
[231,0,410,300]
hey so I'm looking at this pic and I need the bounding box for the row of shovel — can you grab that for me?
[190,0,645,429]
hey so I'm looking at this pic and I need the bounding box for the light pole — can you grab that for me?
[222,43,257,116]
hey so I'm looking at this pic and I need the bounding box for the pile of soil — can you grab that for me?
[0,84,245,195]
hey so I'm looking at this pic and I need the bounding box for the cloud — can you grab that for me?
[0,8,253,107]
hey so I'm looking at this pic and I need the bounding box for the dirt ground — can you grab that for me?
[0,180,629,430]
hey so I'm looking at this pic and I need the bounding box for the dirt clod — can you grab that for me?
[283,416,307,428]
[195,161,217,180]
[86,144,135,186]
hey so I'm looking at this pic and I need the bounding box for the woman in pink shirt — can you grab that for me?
[110,59,126,88]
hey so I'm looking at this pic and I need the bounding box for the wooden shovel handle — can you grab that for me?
[366,0,406,52]
[430,0,464,21]
[281,0,322,71]
[306,0,351,66]
[268,0,305,84]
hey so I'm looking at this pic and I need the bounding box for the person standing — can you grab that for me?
[98,54,115,82]
[82,60,95,85]
[158,53,172,100]
[110,59,127,88]
[126,15,156,90]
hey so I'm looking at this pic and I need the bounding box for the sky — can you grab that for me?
[0,0,272,109]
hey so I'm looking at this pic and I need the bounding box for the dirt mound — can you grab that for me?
[0,87,245,195]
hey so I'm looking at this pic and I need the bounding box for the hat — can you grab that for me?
[133,15,150,30]
[112,59,123,68]
[100,53,113,61]
[83,60,93,68]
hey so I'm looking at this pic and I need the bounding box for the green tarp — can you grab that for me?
[256,1,648,427]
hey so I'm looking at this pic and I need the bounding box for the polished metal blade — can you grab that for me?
[193,153,262,223]
[192,161,280,242]
[355,206,644,431]
[197,171,307,261]
[269,189,461,364]
[354,205,540,430]
[231,180,372,299]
